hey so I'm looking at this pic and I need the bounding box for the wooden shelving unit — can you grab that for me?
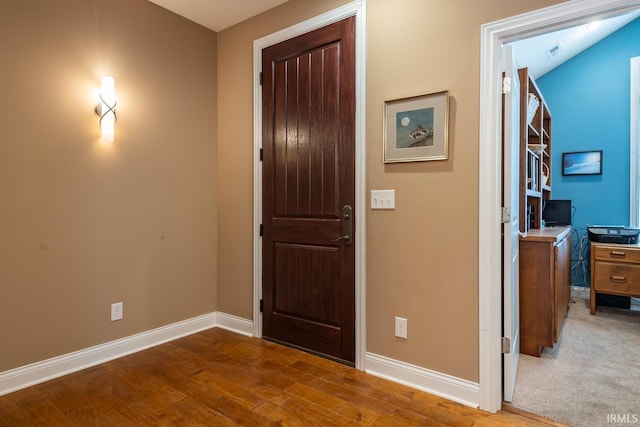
[518,67,552,232]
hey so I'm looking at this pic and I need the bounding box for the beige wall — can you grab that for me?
[217,0,565,382]
[0,0,218,372]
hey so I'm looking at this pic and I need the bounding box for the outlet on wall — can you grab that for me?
[395,316,407,339]
[111,302,123,322]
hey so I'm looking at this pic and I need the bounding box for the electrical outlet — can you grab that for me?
[395,316,407,339]
[111,302,123,321]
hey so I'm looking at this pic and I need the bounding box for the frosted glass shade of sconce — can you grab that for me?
[97,76,116,143]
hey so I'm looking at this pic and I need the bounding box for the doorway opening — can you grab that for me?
[479,0,640,413]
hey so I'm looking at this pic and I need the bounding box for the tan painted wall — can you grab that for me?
[0,0,218,372]
[217,0,565,382]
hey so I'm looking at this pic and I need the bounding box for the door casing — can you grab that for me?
[630,56,640,227]
[480,0,640,412]
[252,0,367,369]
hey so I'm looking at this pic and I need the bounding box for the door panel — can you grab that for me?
[262,17,355,364]
[502,45,520,403]
[273,44,339,218]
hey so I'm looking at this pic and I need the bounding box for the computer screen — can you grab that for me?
[542,199,572,226]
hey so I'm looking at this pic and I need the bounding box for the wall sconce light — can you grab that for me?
[95,76,116,143]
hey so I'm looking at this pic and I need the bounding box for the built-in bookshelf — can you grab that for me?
[518,67,552,232]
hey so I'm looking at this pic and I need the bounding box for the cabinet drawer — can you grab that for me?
[593,246,640,264]
[593,262,640,295]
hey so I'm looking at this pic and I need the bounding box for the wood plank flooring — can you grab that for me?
[0,328,565,426]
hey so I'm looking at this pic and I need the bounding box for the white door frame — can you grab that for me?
[479,0,640,412]
[630,56,640,227]
[252,0,367,369]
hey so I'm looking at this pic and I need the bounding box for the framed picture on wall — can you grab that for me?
[383,91,449,163]
[562,150,603,176]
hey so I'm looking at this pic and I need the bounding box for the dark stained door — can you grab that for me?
[261,17,356,364]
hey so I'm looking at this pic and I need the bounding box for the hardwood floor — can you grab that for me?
[0,328,564,426]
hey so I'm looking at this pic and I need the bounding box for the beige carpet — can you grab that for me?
[511,288,640,427]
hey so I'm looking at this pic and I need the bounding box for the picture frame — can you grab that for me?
[562,150,603,176]
[383,90,449,163]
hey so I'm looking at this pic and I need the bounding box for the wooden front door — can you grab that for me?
[261,17,356,364]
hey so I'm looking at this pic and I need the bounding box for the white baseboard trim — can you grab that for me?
[365,352,480,408]
[2,316,480,409]
[215,312,254,336]
[0,311,255,397]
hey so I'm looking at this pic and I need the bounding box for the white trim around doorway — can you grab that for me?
[630,56,640,227]
[479,0,640,413]
[252,0,367,369]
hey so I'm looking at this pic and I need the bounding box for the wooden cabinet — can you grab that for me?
[519,226,571,356]
[590,242,640,314]
[518,68,552,232]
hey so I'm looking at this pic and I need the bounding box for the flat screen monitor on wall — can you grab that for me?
[542,199,572,226]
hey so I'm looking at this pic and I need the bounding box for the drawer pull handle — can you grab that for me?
[610,250,627,258]
[610,275,627,283]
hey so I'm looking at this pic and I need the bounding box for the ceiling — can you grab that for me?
[146,1,640,78]
[146,0,289,32]
[511,10,640,79]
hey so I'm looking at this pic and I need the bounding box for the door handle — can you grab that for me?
[333,205,353,245]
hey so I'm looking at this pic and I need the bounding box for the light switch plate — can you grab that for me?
[371,190,395,209]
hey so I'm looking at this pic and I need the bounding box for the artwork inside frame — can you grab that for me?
[383,90,449,163]
[562,150,602,176]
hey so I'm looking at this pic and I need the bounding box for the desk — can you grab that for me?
[590,242,640,314]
